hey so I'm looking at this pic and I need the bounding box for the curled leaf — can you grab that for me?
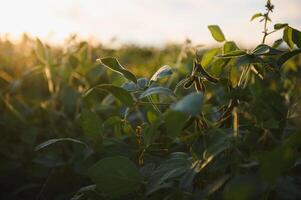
[139,87,176,99]
[98,57,137,84]
[150,65,173,83]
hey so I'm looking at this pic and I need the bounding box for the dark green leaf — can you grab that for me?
[85,84,135,107]
[292,28,301,48]
[252,44,284,56]
[88,156,143,197]
[35,138,88,151]
[277,49,301,66]
[236,54,263,66]
[80,110,103,140]
[165,110,188,138]
[172,92,203,116]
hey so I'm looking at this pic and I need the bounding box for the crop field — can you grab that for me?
[0,1,301,200]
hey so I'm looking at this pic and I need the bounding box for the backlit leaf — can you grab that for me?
[98,57,137,84]
[208,25,226,42]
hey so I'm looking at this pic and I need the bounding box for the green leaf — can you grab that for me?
[85,84,135,107]
[35,38,49,64]
[150,65,173,83]
[272,39,283,48]
[283,26,294,49]
[252,44,284,56]
[97,57,137,84]
[217,50,246,58]
[223,41,239,54]
[258,133,301,182]
[171,92,203,116]
[235,54,263,66]
[80,110,103,140]
[122,82,138,91]
[35,138,88,151]
[250,13,263,21]
[165,110,188,138]
[139,87,176,99]
[201,48,220,67]
[88,156,143,197]
[146,153,191,195]
[274,23,288,30]
[292,28,301,48]
[277,49,301,67]
[143,117,164,147]
[208,25,226,42]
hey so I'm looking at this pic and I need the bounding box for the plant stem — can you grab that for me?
[232,107,239,137]
[262,11,270,44]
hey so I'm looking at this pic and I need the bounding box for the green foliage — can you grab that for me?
[1,1,301,200]
[208,25,226,42]
[88,156,143,197]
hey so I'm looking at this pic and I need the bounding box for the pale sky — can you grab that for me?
[0,0,300,46]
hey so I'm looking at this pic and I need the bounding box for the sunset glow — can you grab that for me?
[0,0,300,46]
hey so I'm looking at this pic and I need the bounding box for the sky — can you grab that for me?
[0,0,300,47]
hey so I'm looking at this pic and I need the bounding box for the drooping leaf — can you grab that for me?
[85,84,135,107]
[171,92,203,116]
[97,57,137,84]
[277,49,301,67]
[283,26,294,49]
[88,156,143,197]
[292,28,301,48]
[250,13,263,21]
[274,23,288,30]
[208,25,226,42]
[252,44,284,56]
[35,138,89,151]
[235,54,263,67]
[139,87,176,99]
[80,110,103,140]
[150,65,173,83]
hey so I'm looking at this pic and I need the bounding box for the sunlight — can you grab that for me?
[0,0,300,46]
